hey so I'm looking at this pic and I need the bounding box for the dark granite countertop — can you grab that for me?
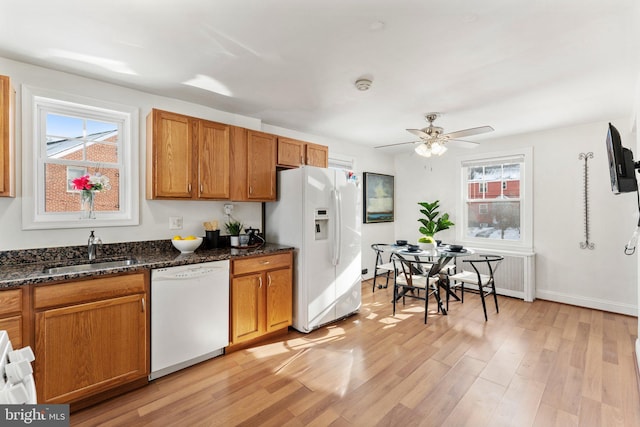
[0,241,294,289]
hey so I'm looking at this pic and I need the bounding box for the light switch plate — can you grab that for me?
[169,216,183,230]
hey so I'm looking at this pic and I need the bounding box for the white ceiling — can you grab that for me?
[2,0,639,150]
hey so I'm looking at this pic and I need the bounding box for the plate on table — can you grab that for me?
[445,246,466,253]
[398,249,423,255]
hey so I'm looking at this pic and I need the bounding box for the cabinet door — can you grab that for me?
[306,143,328,168]
[0,75,14,197]
[266,267,293,332]
[198,120,230,199]
[231,273,265,344]
[0,316,21,349]
[35,294,147,404]
[0,287,22,348]
[149,109,193,198]
[277,137,305,167]
[246,131,276,200]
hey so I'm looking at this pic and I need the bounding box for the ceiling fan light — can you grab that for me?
[431,141,443,154]
[415,143,432,157]
[437,145,448,156]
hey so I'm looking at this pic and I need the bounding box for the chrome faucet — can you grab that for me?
[88,230,102,261]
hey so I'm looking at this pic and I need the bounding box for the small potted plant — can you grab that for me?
[417,200,454,249]
[225,220,244,247]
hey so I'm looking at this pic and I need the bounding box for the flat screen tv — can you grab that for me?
[606,122,638,194]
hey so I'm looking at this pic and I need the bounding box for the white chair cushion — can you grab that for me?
[449,270,491,286]
[395,274,438,289]
[376,262,396,272]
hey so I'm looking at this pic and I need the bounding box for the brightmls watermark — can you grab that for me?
[0,405,69,426]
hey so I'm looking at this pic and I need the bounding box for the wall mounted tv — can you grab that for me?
[606,122,638,194]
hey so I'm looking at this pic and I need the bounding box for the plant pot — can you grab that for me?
[418,242,436,251]
[230,235,240,247]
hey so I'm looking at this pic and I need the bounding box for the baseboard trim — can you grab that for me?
[535,289,638,316]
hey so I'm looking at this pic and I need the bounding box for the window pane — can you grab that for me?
[46,113,83,139]
[44,164,120,213]
[87,120,117,135]
[468,167,484,181]
[466,200,520,241]
[85,142,119,164]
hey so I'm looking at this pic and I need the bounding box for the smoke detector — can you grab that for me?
[355,78,372,91]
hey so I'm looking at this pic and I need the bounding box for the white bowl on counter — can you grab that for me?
[171,237,203,254]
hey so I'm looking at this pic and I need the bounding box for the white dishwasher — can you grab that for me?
[150,260,229,380]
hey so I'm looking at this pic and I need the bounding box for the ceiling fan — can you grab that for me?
[376,113,494,157]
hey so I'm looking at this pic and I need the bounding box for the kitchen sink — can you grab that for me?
[42,258,138,275]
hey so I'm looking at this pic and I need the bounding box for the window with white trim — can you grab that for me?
[458,148,532,249]
[22,86,139,229]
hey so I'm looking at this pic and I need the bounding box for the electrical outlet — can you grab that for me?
[361,268,368,275]
[224,204,234,215]
[169,216,183,230]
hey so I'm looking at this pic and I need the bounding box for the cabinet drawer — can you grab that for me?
[0,316,21,348]
[0,288,22,316]
[34,272,147,310]
[232,252,292,276]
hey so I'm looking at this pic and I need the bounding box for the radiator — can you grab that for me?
[452,249,535,301]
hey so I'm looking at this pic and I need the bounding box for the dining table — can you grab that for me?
[379,243,475,315]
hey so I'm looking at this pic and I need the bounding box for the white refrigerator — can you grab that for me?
[265,166,362,333]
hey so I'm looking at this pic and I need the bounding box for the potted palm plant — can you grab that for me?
[417,200,454,249]
[225,219,244,247]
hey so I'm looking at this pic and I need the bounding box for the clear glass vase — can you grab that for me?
[80,190,96,219]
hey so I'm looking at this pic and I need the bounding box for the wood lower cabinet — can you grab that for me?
[230,252,293,346]
[0,75,15,197]
[146,109,230,200]
[277,136,328,169]
[0,287,23,348]
[33,272,149,408]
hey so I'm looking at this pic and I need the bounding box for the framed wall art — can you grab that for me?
[363,172,394,223]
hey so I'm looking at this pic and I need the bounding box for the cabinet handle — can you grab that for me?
[259,260,270,265]
[200,184,203,193]
[141,297,146,312]
[258,276,263,288]
[249,185,253,195]
[267,274,272,287]
[188,184,192,193]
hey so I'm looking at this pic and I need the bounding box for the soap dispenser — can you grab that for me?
[88,230,99,261]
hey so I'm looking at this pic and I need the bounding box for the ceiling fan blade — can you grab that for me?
[375,140,418,149]
[443,125,494,140]
[447,139,480,149]
[406,128,429,139]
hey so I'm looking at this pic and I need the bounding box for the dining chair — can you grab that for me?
[447,255,503,321]
[392,256,442,324]
[371,244,396,292]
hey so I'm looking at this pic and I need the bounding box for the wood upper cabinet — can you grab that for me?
[198,119,230,199]
[230,127,277,201]
[305,142,329,168]
[230,252,293,346]
[33,273,149,406]
[277,136,328,169]
[146,109,193,199]
[146,109,230,200]
[0,75,15,197]
[277,137,305,167]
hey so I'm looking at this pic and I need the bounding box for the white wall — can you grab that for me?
[0,57,394,254]
[393,120,638,316]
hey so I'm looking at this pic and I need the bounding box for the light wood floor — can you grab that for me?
[72,280,640,426]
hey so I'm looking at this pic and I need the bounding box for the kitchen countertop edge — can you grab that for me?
[0,243,295,289]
